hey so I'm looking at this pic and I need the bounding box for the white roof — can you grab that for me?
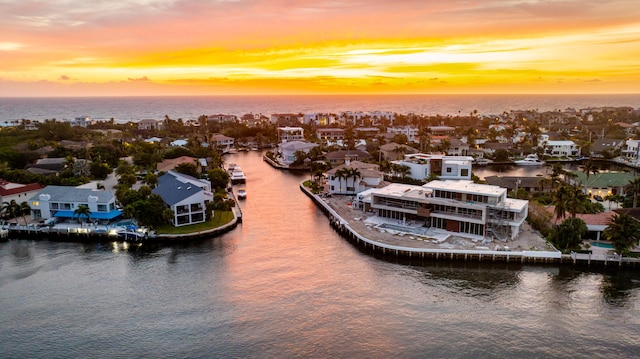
[545,140,576,145]
[424,180,506,197]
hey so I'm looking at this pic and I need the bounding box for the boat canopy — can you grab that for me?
[53,209,123,220]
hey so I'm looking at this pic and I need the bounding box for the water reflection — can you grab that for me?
[600,270,640,306]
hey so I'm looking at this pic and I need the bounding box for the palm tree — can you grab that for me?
[604,213,640,254]
[346,168,361,193]
[552,185,570,223]
[73,205,92,224]
[18,202,31,226]
[582,158,599,185]
[334,168,348,194]
[566,185,587,218]
[624,177,640,208]
[1,200,20,222]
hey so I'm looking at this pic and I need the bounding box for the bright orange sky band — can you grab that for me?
[1,0,640,96]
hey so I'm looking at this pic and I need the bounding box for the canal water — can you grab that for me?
[1,151,639,358]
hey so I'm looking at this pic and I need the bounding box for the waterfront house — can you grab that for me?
[387,126,419,143]
[379,143,419,161]
[568,171,635,198]
[270,114,301,126]
[26,158,67,176]
[137,119,165,131]
[316,128,345,142]
[277,127,305,143]
[278,141,319,166]
[366,180,528,241]
[207,114,237,123]
[541,140,581,157]
[428,125,455,136]
[303,113,336,126]
[326,160,384,195]
[324,150,371,166]
[392,153,473,181]
[153,171,213,227]
[29,185,121,223]
[622,139,640,162]
[157,156,200,173]
[69,116,95,128]
[210,133,235,151]
[591,138,624,157]
[0,180,45,208]
[355,127,380,138]
[484,176,544,194]
[446,138,470,156]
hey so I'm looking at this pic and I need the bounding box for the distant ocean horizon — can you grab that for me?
[1,94,639,123]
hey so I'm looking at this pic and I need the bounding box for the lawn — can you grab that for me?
[155,210,234,235]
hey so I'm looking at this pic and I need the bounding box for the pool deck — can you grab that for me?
[313,188,557,255]
[303,184,640,267]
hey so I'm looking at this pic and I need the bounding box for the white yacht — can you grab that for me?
[514,154,545,166]
[473,158,493,166]
[230,167,246,184]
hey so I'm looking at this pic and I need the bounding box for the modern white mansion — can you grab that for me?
[357,180,528,241]
[393,153,474,181]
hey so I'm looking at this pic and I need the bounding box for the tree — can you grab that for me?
[334,168,348,193]
[18,202,30,225]
[603,213,640,254]
[566,185,587,218]
[208,168,230,191]
[346,168,361,192]
[174,162,199,178]
[624,177,640,208]
[552,185,570,223]
[550,217,587,250]
[1,200,21,222]
[292,150,308,166]
[582,158,599,184]
[73,205,91,224]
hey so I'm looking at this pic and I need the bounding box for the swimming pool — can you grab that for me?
[591,241,614,249]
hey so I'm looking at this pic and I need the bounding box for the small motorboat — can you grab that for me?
[237,188,247,199]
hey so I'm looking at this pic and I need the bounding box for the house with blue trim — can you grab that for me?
[29,186,121,222]
[152,171,213,227]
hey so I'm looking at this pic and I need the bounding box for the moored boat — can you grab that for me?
[514,154,545,166]
[473,158,493,166]
[230,167,247,184]
[237,188,247,199]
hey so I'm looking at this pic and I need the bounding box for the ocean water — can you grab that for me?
[1,94,638,123]
[1,152,639,358]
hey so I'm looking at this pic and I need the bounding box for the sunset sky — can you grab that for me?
[1,0,640,96]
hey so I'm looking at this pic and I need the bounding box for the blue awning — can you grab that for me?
[53,209,123,220]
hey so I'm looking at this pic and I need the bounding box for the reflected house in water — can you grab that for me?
[359,180,528,241]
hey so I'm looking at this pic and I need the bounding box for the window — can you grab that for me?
[446,167,452,173]
[98,204,107,212]
[50,203,59,209]
[461,169,469,177]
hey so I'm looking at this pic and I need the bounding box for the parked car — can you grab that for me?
[593,195,603,202]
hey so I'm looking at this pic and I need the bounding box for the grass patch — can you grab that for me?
[155,210,234,235]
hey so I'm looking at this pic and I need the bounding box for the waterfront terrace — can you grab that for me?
[360,180,528,242]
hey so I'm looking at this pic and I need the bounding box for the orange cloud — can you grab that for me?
[1,0,640,96]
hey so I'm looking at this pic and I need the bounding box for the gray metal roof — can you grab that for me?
[153,172,204,206]
[29,185,115,203]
